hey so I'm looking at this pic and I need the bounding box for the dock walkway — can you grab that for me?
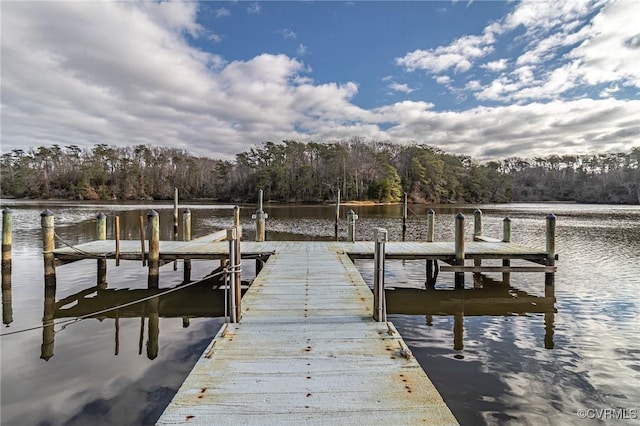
[156,243,459,425]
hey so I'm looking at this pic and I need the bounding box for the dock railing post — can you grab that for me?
[425,209,437,287]
[502,217,511,284]
[545,214,556,286]
[147,210,160,288]
[347,209,358,242]
[183,208,192,282]
[114,215,121,267]
[138,215,146,266]
[473,209,482,270]
[402,192,408,241]
[373,228,388,322]
[335,189,340,241]
[454,213,465,289]
[226,227,238,323]
[40,210,56,288]
[96,213,107,288]
[253,190,267,242]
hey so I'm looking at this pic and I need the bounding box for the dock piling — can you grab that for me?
[96,213,107,288]
[114,215,121,267]
[347,209,358,242]
[473,209,482,270]
[183,209,192,282]
[335,189,340,241]
[402,193,408,241]
[454,213,465,289]
[373,228,388,322]
[173,187,179,271]
[147,210,160,288]
[503,217,512,283]
[227,227,239,323]
[253,190,267,242]
[545,214,556,286]
[40,210,56,287]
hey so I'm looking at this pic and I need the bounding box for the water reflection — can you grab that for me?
[41,281,239,361]
[386,275,556,350]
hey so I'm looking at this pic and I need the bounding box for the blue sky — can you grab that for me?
[1,1,639,161]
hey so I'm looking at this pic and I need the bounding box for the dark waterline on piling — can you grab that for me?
[1,200,639,425]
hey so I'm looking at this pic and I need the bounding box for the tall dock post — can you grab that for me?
[114,215,121,267]
[545,214,556,286]
[402,192,408,241]
[147,210,160,288]
[425,209,437,287]
[335,189,340,241]
[233,207,242,317]
[254,190,267,242]
[173,187,179,271]
[373,228,388,322]
[2,208,11,276]
[502,217,512,284]
[2,209,12,326]
[227,227,239,323]
[454,213,465,289]
[183,208,192,282]
[41,210,56,288]
[347,209,358,242]
[96,213,107,288]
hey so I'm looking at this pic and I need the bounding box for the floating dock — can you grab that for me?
[156,244,459,425]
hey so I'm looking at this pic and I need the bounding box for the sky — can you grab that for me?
[1,0,639,161]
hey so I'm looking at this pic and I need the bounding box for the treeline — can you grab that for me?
[1,140,638,204]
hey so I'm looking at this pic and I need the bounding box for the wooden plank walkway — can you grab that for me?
[156,244,459,425]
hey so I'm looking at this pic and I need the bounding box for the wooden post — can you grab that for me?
[347,209,358,242]
[373,228,387,322]
[114,215,121,267]
[2,208,12,275]
[545,214,556,286]
[2,211,13,324]
[473,209,482,270]
[454,213,465,289]
[235,223,242,318]
[253,191,267,242]
[425,208,437,287]
[41,210,56,287]
[147,210,160,288]
[502,217,511,284]
[335,189,340,241]
[402,192,408,241]
[96,213,107,288]
[183,208,192,282]
[173,187,179,271]
[139,215,146,266]
[227,227,238,323]
[234,205,240,227]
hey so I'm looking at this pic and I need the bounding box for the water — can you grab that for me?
[1,201,639,425]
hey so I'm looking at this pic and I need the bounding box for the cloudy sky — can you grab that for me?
[1,0,639,161]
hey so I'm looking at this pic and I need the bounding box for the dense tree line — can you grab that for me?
[1,140,638,204]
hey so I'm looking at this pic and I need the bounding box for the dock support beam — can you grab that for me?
[425,209,438,287]
[454,213,465,289]
[96,213,107,288]
[147,210,160,289]
[41,210,56,288]
[545,214,556,286]
[347,209,358,242]
[183,208,192,282]
[373,228,387,322]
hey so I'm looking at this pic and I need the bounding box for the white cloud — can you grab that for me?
[387,82,415,94]
[215,7,230,18]
[481,59,508,72]
[1,1,638,163]
[296,44,308,56]
[247,3,261,15]
[279,28,297,39]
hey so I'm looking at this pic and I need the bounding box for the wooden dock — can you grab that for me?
[156,244,459,425]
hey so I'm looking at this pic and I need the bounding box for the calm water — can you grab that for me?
[0,201,639,425]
